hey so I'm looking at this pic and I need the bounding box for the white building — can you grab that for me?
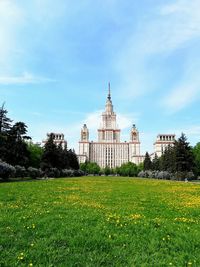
[78,85,144,168]
[42,133,67,149]
[154,134,176,157]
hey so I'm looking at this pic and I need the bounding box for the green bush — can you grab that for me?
[0,160,16,180]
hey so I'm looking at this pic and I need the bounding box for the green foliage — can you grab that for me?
[5,122,31,167]
[1,177,200,266]
[0,103,12,161]
[117,162,139,177]
[67,149,79,170]
[41,133,59,170]
[174,133,194,173]
[152,154,160,171]
[103,166,112,176]
[144,152,152,170]
[193,142,200,176]
[41,134,79,171]
[0,160,15,180]
[148,134,196,180]
[80,162,101,174]
[27,143,44,168]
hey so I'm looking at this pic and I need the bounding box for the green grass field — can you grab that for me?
[1,177,200,267]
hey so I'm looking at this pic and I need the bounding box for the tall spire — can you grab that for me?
[108,82,111,101]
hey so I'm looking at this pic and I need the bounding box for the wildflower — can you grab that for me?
[17,252,24,260]
[29,263,33,267]
[30,243,34,247]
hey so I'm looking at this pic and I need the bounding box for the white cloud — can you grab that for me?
[163,84,199,113]
[0,72,56,85]
[145,0,200,53]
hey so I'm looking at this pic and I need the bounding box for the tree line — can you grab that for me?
[80,161,143,177]
[142,133,200,180]
[0,104,80,180]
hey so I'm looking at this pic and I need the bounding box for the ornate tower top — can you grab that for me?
[105,82,113,114]
[108,82,111,101]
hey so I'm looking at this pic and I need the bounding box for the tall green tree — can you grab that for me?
[0,103,12,161]
[5,122,31,166]
[144,152,152,170]
[152,153,160,171]
[174,133,194,172]
[193,142,200,176]
[0,103,12,133]
[41,133,60,170]
[28,143,44,168]
[160,146,176,172]
[68,149,79,170]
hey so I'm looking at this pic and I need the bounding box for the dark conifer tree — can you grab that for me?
[5,122,31,166]
[174,133,194,172]
[40,133,60,170]
[144,152,152,170]
[0,103,12,161]
[193,142,200,176]
[68,149,79,170]
[61,144,69,169]
[152,153,160,170]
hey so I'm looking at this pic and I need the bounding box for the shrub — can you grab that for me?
[43,168,60,178]
[60,169,85,178]
[27,167,40,179]
[174,171,195,181]
[73,170,84,177]
[15,165,27,178]
[0,160,16,180]
[138,171,146,178]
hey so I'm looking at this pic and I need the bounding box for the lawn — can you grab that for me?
[1,177,200,267]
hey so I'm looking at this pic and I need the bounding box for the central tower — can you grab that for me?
[98,83,121,143]
[78,83,143,167]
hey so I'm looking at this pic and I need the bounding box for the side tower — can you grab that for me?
[154,134,175,157]
[129,124,141,164]
[78,124,90,163]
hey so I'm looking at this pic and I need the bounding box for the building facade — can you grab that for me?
[78,85,144,168]
[154,134,176,157]
[42,133,67,149]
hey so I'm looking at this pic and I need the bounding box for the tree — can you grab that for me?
[5,122,31,166]
[118,162,138,177]
[159,146,176,172]
[144,152,152,170]
[60,144,69,169]
[28,143,44,168]
[68,149,79,170]
[0,103,12,134]
[193,142,200,176]
[174,133,194,173]
[0,103,12,161]
[152,153,160,171]
[40,133,60,170]
[104,166,111,176]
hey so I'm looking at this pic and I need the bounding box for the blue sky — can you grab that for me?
[0,0,200,154]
